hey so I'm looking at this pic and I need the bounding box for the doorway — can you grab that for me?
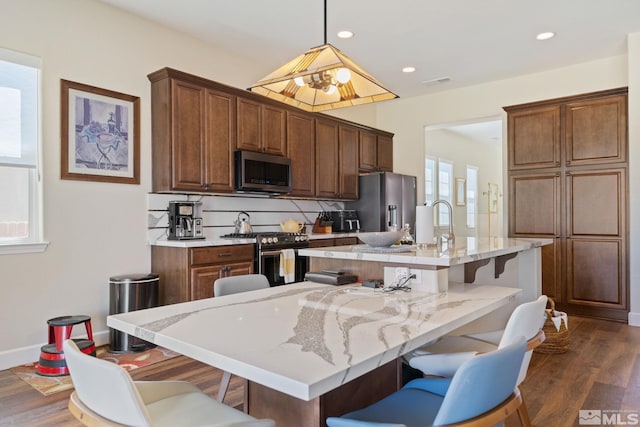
[424,118,503,238]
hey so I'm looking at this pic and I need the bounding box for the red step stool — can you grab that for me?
[37,315,96,376]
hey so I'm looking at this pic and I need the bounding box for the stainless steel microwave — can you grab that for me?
[234,150,292,193]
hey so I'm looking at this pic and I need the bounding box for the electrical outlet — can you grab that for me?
[395,267,410,282]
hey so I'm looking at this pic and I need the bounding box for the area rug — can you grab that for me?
[11,345,180,396]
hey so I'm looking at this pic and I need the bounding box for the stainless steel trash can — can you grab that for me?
[109,273,159,353]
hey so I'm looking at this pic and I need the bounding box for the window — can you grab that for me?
[466,165,478,228]
[0,48,45,254]
[425,157,436,206]
[425,157,452,226]
[437,160,453,225]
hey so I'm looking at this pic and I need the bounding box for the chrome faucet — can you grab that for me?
[431,199,455,247]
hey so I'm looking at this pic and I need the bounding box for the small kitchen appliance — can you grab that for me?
[329,210,360,232]
[168,201,204,240]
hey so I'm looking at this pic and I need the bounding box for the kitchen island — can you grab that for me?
[107,281,520,426]
[300,236,552,301]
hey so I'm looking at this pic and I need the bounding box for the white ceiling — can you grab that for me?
[99,0,640,100]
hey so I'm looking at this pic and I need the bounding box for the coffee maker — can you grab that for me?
[168,201,204,240]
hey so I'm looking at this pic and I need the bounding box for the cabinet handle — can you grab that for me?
[218,252,233,257]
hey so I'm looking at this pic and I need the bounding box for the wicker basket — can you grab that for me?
[535,298,569,354]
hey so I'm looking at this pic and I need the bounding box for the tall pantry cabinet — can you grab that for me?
[505,88,628,322]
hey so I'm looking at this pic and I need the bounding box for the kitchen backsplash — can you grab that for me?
[147,193,344,242]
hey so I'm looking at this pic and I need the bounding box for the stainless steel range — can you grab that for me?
[220,232,310,286]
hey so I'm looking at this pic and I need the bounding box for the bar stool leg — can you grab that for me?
[83,319,94,342]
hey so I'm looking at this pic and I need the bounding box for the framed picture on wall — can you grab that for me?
[455,177,466,206]
[488,182,499,213]
[60,79,140,184]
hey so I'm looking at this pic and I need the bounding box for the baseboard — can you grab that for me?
[0,330,109,371]
[629,312,640,327]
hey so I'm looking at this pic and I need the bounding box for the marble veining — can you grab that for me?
[108,282,520,400]
[299,236,553,267]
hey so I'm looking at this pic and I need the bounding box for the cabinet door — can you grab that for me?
[287,111,315,197]
[339,125,359,200]
[359,130,377,171]
[565,168,627,316]
[565,94,627,166]
[171,80,206,191]
[191,264,226,300]
[203,89,235,192]
[509,172,562,302]
[315,118,339,198]
[507,105,561,170]
[237,97,261,152]
[509,173,561,237]
[261,104,287,156]
[225,261,254,277]
[237,98,286,156]
[376,134,394,172]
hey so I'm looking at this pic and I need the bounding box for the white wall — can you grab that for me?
[627,33,640,326]
[424,129,502,237]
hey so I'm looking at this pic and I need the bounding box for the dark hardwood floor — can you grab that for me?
[1,316,638,426]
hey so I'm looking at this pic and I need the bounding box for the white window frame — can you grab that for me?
[425,156,453,227]
[0,48,47,255]
[466,165,478,229]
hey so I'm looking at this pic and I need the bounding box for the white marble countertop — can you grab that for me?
[299,236,553,267]
[107,281,520,401]
[150,237,256,248]
[149,232,361,247]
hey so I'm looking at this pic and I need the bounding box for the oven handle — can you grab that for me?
[260,249,306,257]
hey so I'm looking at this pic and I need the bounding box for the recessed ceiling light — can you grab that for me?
[536,32,556,41]
[337,30,354,39]
[402,66,416,73]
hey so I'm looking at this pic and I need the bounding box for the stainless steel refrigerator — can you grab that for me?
[346,172,417,233]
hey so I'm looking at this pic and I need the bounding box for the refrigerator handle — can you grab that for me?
[388,205,398,230]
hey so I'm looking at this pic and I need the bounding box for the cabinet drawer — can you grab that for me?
[190,244,254,266]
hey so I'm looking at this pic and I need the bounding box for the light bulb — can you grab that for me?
[294,76,305,86]
[336,68,351,84]
[325,85,337,95]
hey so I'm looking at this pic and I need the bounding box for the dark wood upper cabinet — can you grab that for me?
[148,68,393,199]
[339,125,359,200]
[315,118,340,198]
[565,94,627,166]
[149,71,235,193]
[287,111,315,197]
[359,129,393,172]
[507,105,561,170]
[237,97,286,156]
[376,134,394,172]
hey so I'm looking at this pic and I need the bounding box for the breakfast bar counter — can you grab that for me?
[299,236,552,305]
[107,281,520,426]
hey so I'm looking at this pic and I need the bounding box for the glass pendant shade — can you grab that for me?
[249,43,398,112]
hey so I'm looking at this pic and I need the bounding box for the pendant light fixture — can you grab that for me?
[248,0,398,112]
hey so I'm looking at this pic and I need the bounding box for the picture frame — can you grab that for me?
[488,182,499,213]
[60,79,140,184]
[455,177,466,206]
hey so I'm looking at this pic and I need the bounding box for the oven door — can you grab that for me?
[259,248,309,286]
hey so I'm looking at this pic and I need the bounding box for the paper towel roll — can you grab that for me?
[415,205,434,245]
